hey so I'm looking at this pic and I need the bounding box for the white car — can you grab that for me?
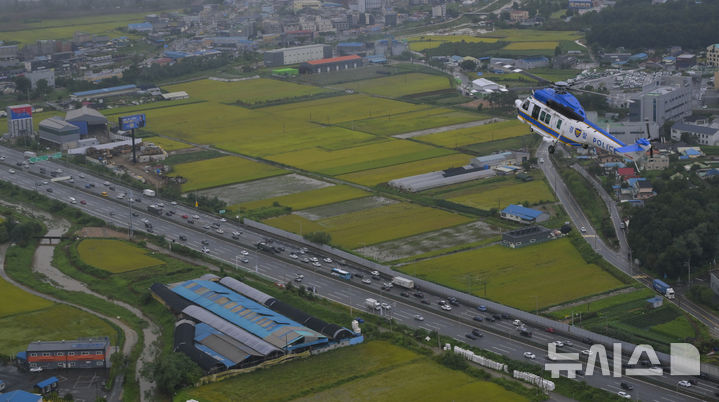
[232,231,241,237]
[414,314,424,321]
[513,319,522,326]
[361,278,371,284]
[240,257,249,263]
[220,217,227,222]
[170,201,177,205]
[581,349,591,356]
[79,174,85,178]
[440,304,452,311]
[0,155,5,160]
[552,341,564,348]
[370,270,380,277]
[523,352,536,359]
[323,257,332,263]
[617,391,631,399]
[580,226,586,233]
[240,250,249,256]
[216,228,224,234]
[312,261,321,267]
[289,253,298,259]
[8,169,15,174]
[677,380,691,387]
[310,256,318,262]
[192,214,200,219]
[202,247,210,254]
[381,303,391,310]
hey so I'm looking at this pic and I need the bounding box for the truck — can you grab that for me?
[653,279,675,299]
[365,298,381,311]
[143,189,156,197]
[23,151,37,159]
[392,276,415,289]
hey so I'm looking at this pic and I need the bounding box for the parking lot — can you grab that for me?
[0,364,109,401]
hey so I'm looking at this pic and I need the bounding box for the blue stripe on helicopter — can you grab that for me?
[517,110,580,146]
[583,119,626,147]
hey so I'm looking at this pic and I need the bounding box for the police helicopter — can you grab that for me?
[514,81,653,167]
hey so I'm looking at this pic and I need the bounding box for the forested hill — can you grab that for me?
[627,175,719,280]
[577,0,719,50]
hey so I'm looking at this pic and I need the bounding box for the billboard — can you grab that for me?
[118,114,146,130]
[9,105,32,120]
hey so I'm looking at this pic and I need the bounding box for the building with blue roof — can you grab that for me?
[500,204,548,224]
[171,280,327,350]
[629,52,648,62]
[70,84,137,100]
[34,377,58,394]
[0,390,42,402]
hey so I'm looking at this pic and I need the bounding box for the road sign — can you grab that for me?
[219,209,226,214]
[118,114,146,130]
[50,152,62,159]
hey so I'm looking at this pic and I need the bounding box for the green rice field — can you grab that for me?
[439,177,556,210]
[265,202,472,249]
[173,155,288,191]
[337,153,473,186]
[77,239,164,273]
[174,341,526,402]
[339,108,484,136]
[418,120,528,148]
[164,78,332,105]
[143,136,192,152]
[399,239,625,311]
[236,185,369,211]
[338,73,453,97]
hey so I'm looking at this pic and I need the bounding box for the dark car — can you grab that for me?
[421,300,431,305]
[492,314,501,320]
[472,329,483,337]
[132,212,139,217]
[400,292,410,297]
[179,235,187,241]
[465,333,477,340]
[46,188,53,192]
[689,379,698,385]
[473,316,483,322]
[582,337,592,344]
[187,219,194,224]
[201,240,209,245]
[500,313,511,319]
[354,273,363,278]
[485,316,496,322]
[448,299,459,306]
[477,305,487,312]
[620,382,633,391]
[413,292,424,298]
[109,186,115,191]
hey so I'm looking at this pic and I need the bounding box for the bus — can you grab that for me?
[331,268,351,280]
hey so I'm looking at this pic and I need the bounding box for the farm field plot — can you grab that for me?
[164,78,332,104]
[0,12,148,44]
[173,155,288,192]
[198,174,331,205]
[502,41,559,51]
[407,35,500,51]
[483,29,582,42]
[77,239,164,273]
[267,139,453,176]
[338,73,453,97]
[0,276,52,317]
[0,304,117,356]
[266,202,472,249]
[339,108,484,136]
[296,196,396,221]
[143,136,192,152]
[175,341,526,402]
[547,288,654,319]
[357,220,501,262]
[337,153,473,186]
[106,100,381,157]
[399,239,625,311]
[237,185,369,211]
[440,177,556,210]
[418,120,528,148]
[261,94,429,125]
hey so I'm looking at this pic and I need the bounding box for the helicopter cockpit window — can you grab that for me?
[522,100,529,111]
[531,105,540,119]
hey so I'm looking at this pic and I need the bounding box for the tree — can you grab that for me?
[459,59,477,71]
[13,76,31,99]
[143,352,202,395]
[303,231,331,245]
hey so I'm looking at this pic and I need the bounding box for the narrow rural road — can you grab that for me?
[392,118,503,139]
[30,220,159,401]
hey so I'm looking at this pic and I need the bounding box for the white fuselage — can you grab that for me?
[515,96,625,154]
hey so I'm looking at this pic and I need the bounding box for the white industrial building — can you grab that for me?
[161,91,189,100]
[671,121,719,145]
[25,68,55,89]
[389,168,495,192]
[629,80,693,126]
[471,78,507,95]
[263,44,332,67]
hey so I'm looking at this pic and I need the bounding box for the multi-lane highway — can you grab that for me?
[0,145,711,401]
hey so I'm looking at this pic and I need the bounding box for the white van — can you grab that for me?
[69,197,77,204]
